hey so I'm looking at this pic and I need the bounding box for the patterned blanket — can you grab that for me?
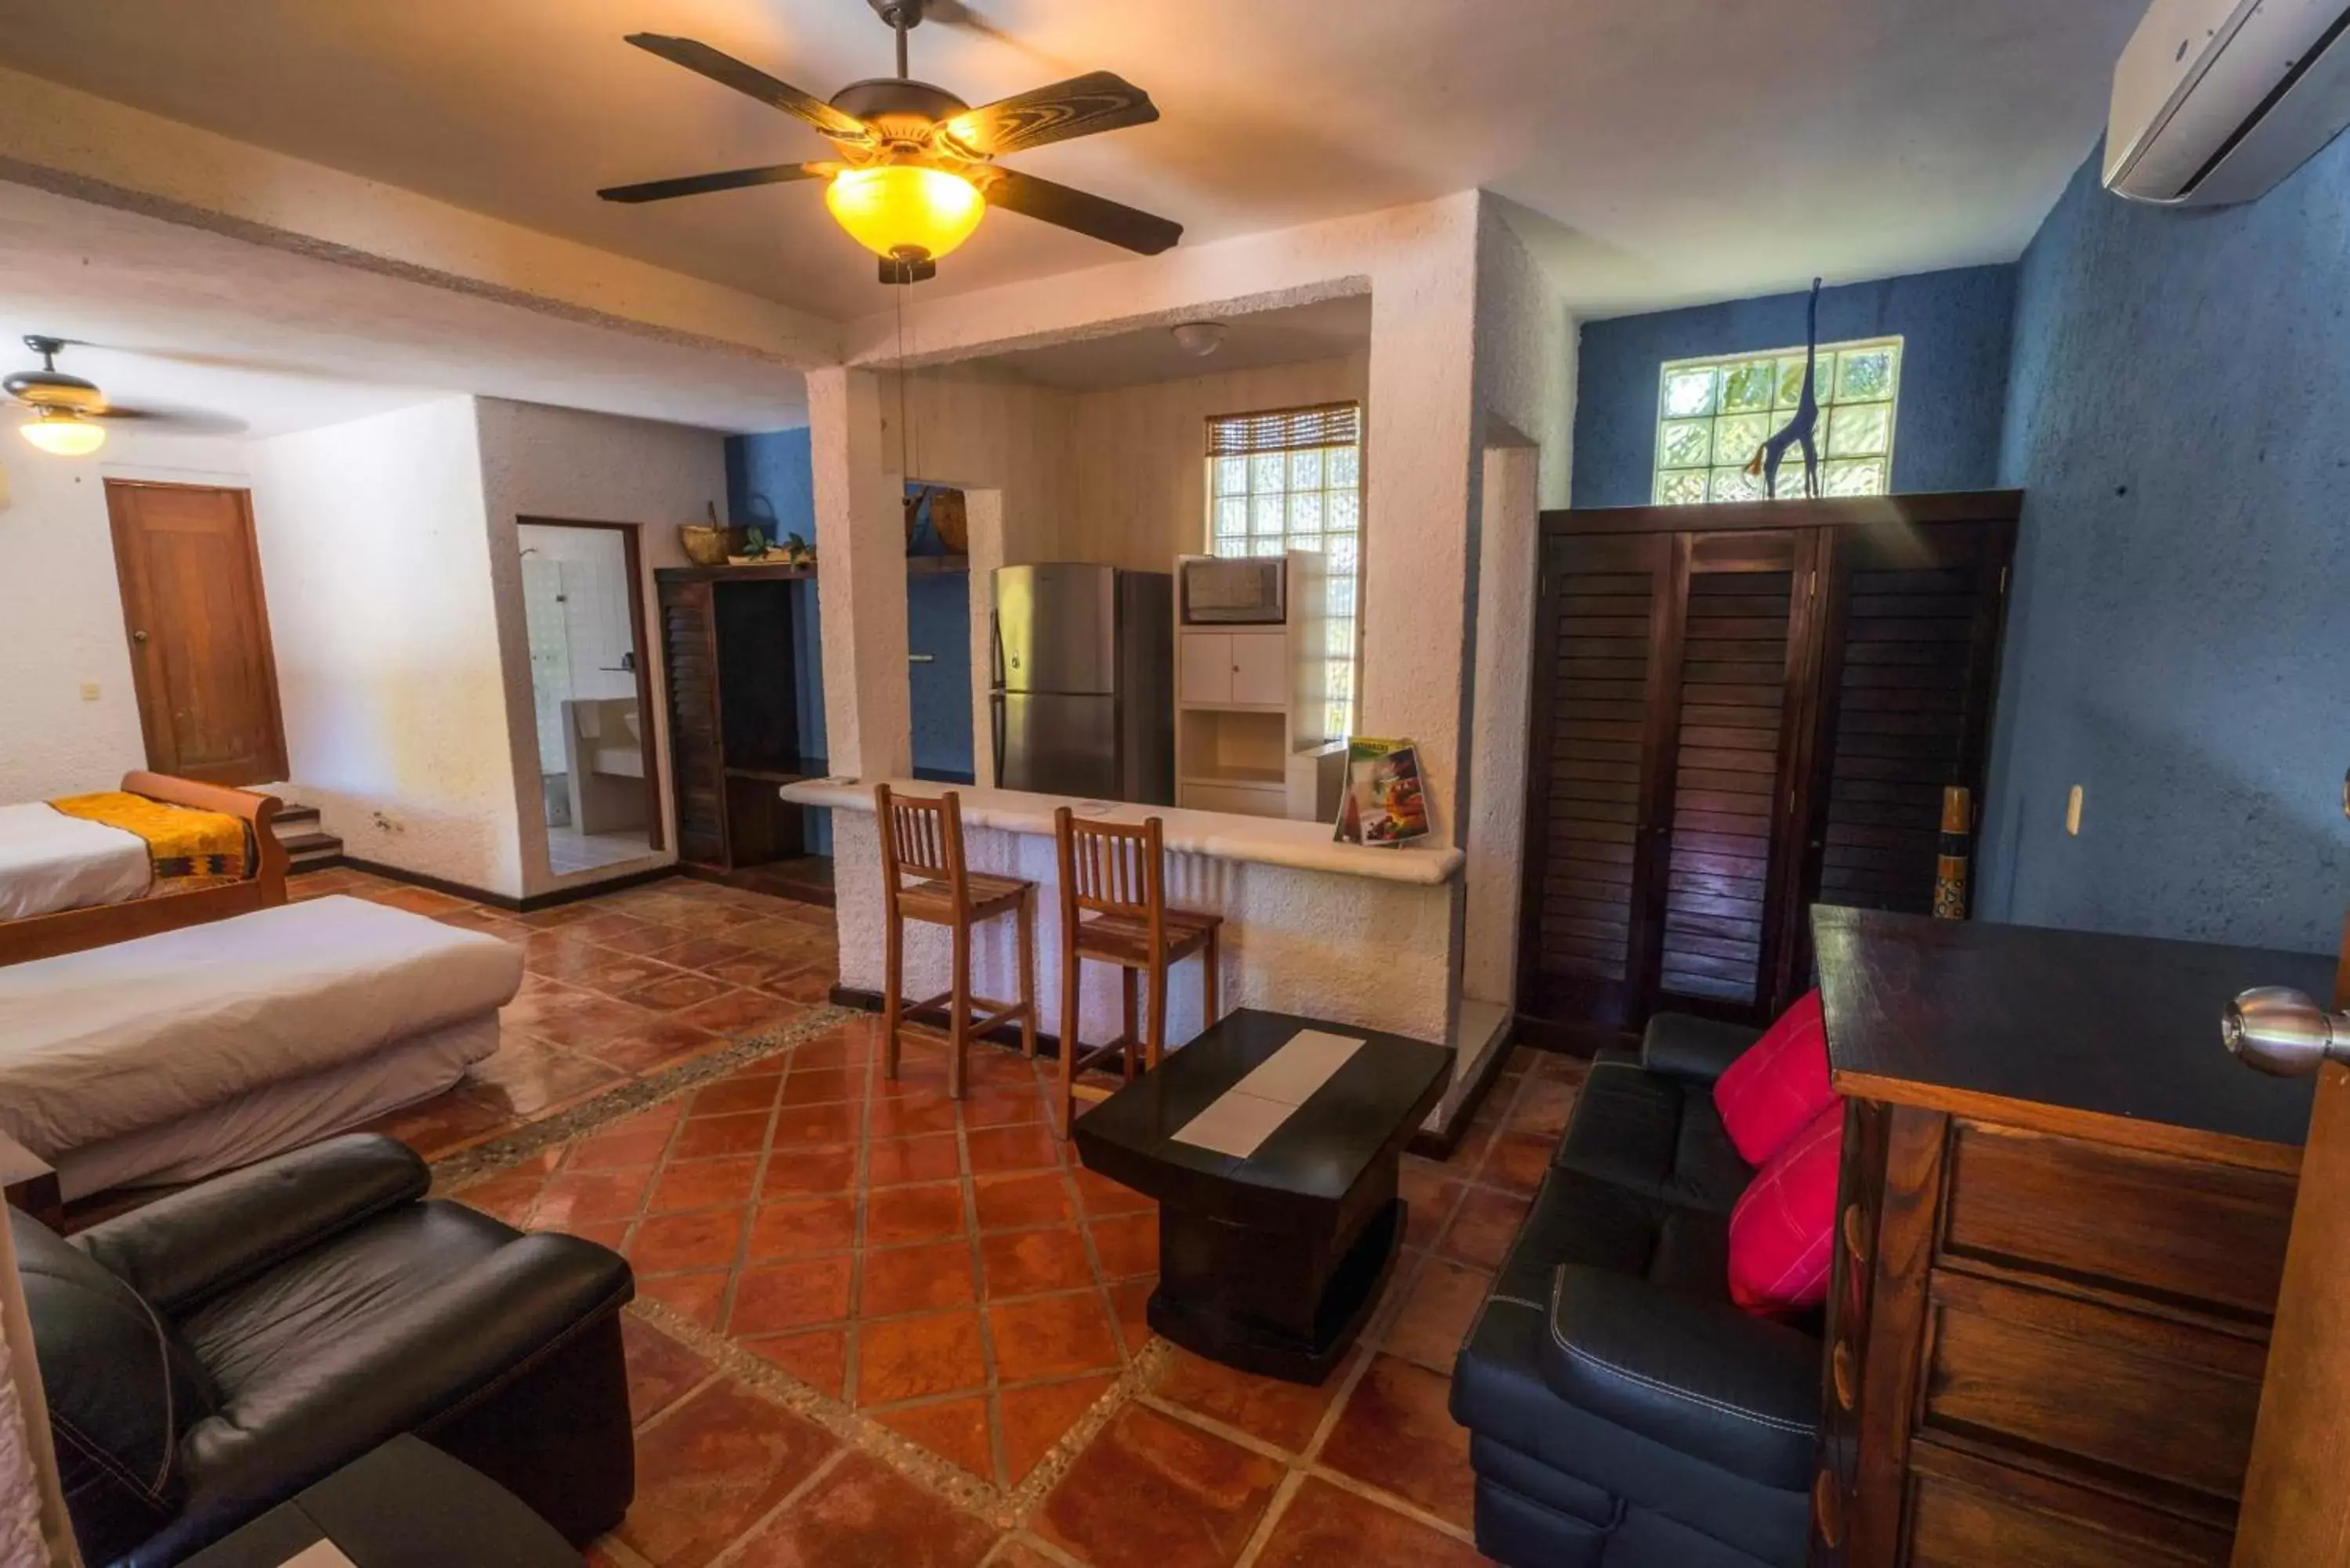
[47,792,249,894]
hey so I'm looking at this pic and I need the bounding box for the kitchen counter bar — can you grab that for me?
[781,779,1464,885]
[787,777,1462,1046]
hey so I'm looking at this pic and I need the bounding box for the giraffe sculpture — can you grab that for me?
[1748,277,1825,499]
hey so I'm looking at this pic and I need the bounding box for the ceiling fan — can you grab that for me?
[2,337,163,457]
[598,0,1182,284]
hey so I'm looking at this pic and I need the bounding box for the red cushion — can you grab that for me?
[1726,1104,1844,1315]
[1712,989,1835,1166]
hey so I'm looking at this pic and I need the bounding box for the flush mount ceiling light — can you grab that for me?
[1170,321,1228,358]
[5,337,108,457]
[597,0,1181,284]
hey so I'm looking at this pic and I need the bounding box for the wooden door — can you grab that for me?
[2229,921,2350,1567]
[1517,531,1676,1038]
[1782,518,2012,997]
[658,576,728,869]
[104,480,287,786]
[1647,529,1820,1020]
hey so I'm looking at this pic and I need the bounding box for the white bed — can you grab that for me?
[0,801,150,919]
[0,894,523,1197]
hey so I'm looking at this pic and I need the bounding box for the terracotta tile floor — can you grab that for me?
[289,867,1586,1566]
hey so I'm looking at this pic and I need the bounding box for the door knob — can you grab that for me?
[2224,988,2350,1075]
[132,630,149,644]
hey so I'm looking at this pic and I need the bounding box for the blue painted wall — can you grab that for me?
[721,435,981,854]
[905,488,976,784]
[1571,266,2019,508]
[726,427,827,767]
[1979,144,2350,950]
[727,428,830,851]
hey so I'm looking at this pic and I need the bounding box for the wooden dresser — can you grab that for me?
[1809,908,2331,1568]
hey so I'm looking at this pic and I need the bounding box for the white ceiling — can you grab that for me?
[0,182,808,438]
[985,294,1369,391]
[0,0,2144,323]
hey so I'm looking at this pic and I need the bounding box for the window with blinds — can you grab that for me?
[1205,401,1361,736]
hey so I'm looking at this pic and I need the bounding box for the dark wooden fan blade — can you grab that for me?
[975,167,1181,255]
[624,33,873,146]
[940,70,1158,157]
[598,162,829,204]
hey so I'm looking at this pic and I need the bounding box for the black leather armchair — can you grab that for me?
[1450,1015,1823,1568]
[10,1134,636,1567]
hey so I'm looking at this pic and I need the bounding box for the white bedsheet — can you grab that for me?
[0,894,522,1160]
[54,1014,503,1200]
[0,802,149,920]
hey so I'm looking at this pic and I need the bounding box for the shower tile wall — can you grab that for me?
[517,524,638,778]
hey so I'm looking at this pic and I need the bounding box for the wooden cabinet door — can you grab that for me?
[659,578,728,869]
[1178,632,1233,706]
[103,481,287,786]
[1228,632,1288,707]
[1517,532,1676,1037]
[1781,519,2012,997]
[1647,529,1820,1020]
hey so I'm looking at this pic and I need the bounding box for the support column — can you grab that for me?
[1462,439,1541,1009]
[808,366,911,781]
[1358,212,1480,852]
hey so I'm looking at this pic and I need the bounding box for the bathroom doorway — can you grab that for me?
[517,519,662,874]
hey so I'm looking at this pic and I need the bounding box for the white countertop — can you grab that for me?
[783,779,1464,886]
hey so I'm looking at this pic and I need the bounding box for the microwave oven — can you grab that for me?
[1180,556,1286,623]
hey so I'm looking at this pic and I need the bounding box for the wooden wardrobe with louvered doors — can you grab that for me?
[1517,491,2019,1045]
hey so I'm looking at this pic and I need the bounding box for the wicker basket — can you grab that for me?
[905,486,970,556]
[928,488,969,555]
[678,523,738,567]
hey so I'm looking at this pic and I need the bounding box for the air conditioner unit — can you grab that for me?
[2105,0,2350,205]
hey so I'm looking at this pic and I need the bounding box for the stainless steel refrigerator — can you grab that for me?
[990,564,1173,803]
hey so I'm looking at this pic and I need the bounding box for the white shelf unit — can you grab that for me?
[1173,552,1344,822]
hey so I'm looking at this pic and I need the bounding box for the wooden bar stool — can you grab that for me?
[876,785,1038,1098]
[1051,807,1223,1138]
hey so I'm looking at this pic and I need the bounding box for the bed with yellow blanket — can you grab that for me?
[0,771,287,966]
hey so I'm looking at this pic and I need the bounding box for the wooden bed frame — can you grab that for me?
[0,771,290,966]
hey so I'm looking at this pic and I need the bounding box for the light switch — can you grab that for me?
[78,682,100,703]
[2066,784,2084,836]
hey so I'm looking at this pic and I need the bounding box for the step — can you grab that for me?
[270,804,322,839]
[281,831,343,866]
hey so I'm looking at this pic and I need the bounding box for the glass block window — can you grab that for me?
[1206,402,1361,737]
[1654,338,1902,504]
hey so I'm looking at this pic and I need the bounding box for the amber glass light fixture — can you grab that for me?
[17,407,106,457]
[824,164,985,272]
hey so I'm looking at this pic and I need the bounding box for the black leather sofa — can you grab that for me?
[10,1134,637,1567]
[1451,1015,1824,1568]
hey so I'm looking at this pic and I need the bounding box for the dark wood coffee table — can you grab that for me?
[1072,1007,1451,1384]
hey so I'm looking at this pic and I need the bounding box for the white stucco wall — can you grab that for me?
[884,366,1075,562]
[0,65,837,370]
[0,432,254,800]
[1065,354,1369,573]
[249,397,522,891]
[1462,443,1542,1010]
[473,396,731,897]
[1455,202,1578,1022]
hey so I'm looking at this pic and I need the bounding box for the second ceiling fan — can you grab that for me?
[599,0,1181,283]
